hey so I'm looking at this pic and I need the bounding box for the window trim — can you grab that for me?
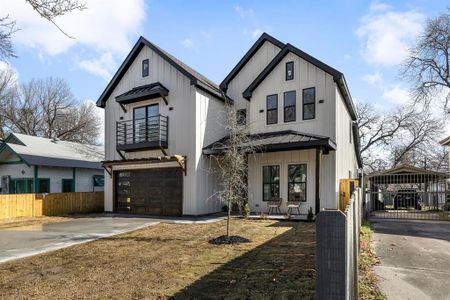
[262,165,281,202]
[142,59,149,77]
[349,121,353,144]
[236,108,247,126]
[287,164,307,202]
[302,87,316,120]
[286,61,294,81]
[266,94,278,125]
[283,90,296,123]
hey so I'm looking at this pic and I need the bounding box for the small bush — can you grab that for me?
[242,203,250,218]
[222,205,228,213]
[307,207,314,222]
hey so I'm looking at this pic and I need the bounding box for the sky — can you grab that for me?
[1,0,449,138]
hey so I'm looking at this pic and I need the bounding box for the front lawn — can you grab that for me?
[0,219,315,299]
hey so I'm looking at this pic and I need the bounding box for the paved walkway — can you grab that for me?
[371,218,450,300]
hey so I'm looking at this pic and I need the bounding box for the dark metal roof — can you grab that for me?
[116,82,169,104]
[97,36,230,108]
[20,154,102,169]
[203,130,336,155]
[219,33,285,91]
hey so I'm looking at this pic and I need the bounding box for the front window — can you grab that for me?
[266,94,278,125]
[302,87,315,120]
[38,178,50,193]
[93,175,105,187]
[286,61,294,80]
[142,59,149,77]
[288,164,307,202]
[263,165,280,201]
[62,179,74,193]
[133,104,159,143]
[236,109,247,125]
[284,90,296,122]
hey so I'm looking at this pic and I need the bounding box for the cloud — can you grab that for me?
[362,71,383,85]
[234,6,255,19]
[181,38,194,48]
[382,85,410,104]
[251,29,264,39]
[77,52,117,80]
[356,1,424,66]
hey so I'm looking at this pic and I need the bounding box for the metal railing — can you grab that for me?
[116,115,168,149]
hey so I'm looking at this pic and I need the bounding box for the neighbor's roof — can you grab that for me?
[203,130,336,155]
[440,135,450,146]
[96,36,231,108]
[368,165,450,178]
[0,133,104,169]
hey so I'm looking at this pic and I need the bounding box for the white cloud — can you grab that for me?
[251,29,264,39]
[234,6,255,19]
[77,52,116,81]
[382,85,410,104]
[356,1,424,66]
[181,38,194,48]
[362,71,383,85]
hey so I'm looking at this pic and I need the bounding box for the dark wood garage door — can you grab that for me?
[115,168,182,216]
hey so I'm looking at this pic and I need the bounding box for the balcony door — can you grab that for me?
[133,104,159,143]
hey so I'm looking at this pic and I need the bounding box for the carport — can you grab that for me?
[366,165,450,220]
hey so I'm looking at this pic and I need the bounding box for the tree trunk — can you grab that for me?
[226,198,231,237]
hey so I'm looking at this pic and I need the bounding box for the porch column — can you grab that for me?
[315,147,322,215]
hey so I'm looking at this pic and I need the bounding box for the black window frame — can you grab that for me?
[286,61,294,81]
[236,108,247,126]
[263,165,280,201]
[283,90,296,123]
[133,103,160,143]
[288,164,307,202]
[302,87,316,120]
[142,59,149,77]
[266,94,278,125]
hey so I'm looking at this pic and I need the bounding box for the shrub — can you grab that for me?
[222,205,228,213]
[242,203,250,218]
[307,207,314,222]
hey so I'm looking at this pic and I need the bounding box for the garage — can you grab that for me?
[115,168,183,216]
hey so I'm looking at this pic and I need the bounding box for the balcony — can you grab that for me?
[116,115,168,152]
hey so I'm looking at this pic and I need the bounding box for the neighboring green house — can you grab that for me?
[0,133,104,194]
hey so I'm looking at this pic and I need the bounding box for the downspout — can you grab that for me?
[34,165,39,193]
[72,168,76,192]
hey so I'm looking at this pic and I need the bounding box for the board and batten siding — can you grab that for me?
[248,52,337,140]
[226,40,282,111]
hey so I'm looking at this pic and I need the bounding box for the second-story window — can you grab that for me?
[237,109,247,125]
[286,61,294,80]
[302,87,315,120]
[284,90,296,122]
[266,94,278,125]
[133,104,159,143]
[142,59,149,77]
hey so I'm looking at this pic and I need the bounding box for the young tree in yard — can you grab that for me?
[1,0,86,60]
[402,8,450,113]
[209,103,258,243]
[0,74,101,144]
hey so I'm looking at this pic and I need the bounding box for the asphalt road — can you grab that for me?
[0,216,158,263]
[371,218,450,300]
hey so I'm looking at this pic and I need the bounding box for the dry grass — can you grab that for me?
[0,216,72,229]
[0,219,315,299]
[358,221,386,300]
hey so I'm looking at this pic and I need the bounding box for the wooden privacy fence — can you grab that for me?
[0,192,104,220]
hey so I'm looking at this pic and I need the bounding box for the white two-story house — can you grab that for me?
[97,33,362,216]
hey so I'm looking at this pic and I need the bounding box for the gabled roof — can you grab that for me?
[242,42,357,121]
[219,33,285,91]
[97,36,229,108]
[0,133,104,169]
[203,130,336,155]
[368,164,449,178]
[439,135,450,145]
[116,82,169,105]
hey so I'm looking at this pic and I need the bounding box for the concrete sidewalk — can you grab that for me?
[371,218,450,300]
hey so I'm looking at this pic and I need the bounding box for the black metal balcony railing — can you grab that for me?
[116,115,168,151]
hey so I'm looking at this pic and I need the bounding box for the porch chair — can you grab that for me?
[267,198,283,215]
[286,201,301,215]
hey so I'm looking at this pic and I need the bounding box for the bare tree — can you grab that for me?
[356,102,445,172]
[0,76,100,144]
[1,0,86,60]
[0,66,18,138]
[402,8,450,112]
[209,103,259,241]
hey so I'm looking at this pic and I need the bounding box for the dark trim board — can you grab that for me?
[315,148,322,215]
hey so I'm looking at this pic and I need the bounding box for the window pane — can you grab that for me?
[147,104,159,117]
[284,91,296,106]
[289,164,307,182]
[237,109,246,125]
[303,88,315,104]
[286,61,294,80]
[264,183,280,201]
[267,95,277,109]
[284,107,296,122]
[142,59,149,77]
[134,107,146,120]
[267,110,277,124]
[303,103,315,120]
[289,183,306,202]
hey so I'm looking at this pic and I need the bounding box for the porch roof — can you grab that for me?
[115,82,169,105]
[202,130,336,155]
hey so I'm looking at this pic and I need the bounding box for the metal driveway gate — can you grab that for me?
[366,166,450,220]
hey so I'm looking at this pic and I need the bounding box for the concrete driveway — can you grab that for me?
[0,216,159,263]
[371,218,450,300]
